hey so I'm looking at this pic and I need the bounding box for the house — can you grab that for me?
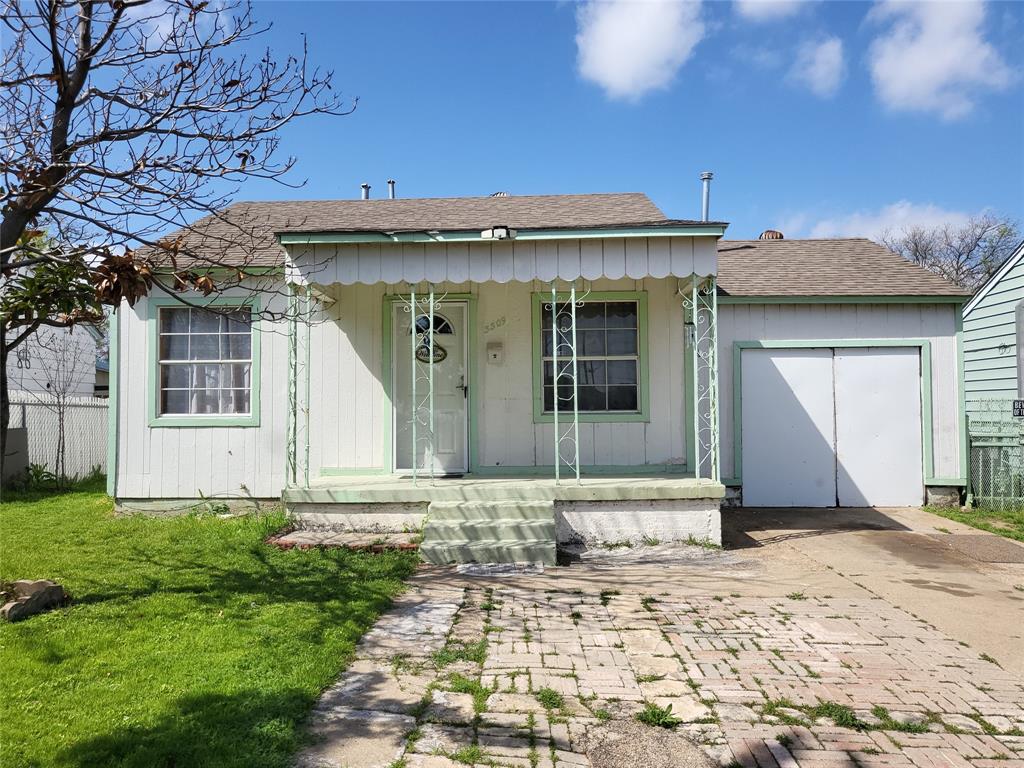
[106,190,970,562]
[960,239,1024,508]
[6,323,104,398]
[4,323,108,483]
[962,240,1024,419]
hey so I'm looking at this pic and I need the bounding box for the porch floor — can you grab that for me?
[282,473,725,505]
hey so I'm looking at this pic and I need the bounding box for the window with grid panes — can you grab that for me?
[540,300,640,413]
[157,306,253,415]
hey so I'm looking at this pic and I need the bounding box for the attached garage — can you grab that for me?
[739,345,924,507]
[717,238,970,508]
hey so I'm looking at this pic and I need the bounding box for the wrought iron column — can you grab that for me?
[682,276,720,482]
[549,282,582,485]
[404,287,442,485]
[286,284,314,488]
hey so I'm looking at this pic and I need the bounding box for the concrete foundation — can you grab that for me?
[555,499,722,547]
[925,485,962,507]
[290,502,428,532]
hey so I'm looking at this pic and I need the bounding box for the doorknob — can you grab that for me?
[456,375,468,398]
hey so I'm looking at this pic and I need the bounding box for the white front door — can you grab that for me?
[393,302,468,474]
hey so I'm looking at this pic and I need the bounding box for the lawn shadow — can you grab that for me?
[56,687,318,768]
[71,541,418,645]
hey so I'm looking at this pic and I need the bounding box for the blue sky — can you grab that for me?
[238,0,1024,239]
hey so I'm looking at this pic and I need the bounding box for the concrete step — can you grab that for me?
[419,539,557,566]
[426,500,554,522]
[421,499,556,565]
[420,518,555,543]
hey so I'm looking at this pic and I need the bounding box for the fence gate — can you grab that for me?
[968,399,1024,511]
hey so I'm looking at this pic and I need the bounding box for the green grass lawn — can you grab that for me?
[924,505,1024,542]
[0,480,418,768]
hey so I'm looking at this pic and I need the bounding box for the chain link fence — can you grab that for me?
[968,399,1024,511]
[8,391,108,480]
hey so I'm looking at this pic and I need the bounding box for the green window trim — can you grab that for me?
[146,296,262,428]
[729,339,966,488]
[530,291,650,424]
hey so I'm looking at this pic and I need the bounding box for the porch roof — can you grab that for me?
[287,234,720,286]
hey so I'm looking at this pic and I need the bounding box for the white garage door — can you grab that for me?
[741,347,924,507]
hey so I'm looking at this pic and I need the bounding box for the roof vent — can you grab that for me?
[360,183,370,200]
[759,229,784,240]
[490,191,510,197]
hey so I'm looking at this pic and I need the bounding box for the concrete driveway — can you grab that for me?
[297,507,1024,768]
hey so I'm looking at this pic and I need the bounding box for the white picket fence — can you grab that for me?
[8,391,108,479]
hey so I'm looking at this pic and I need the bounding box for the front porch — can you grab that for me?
[279,228,726,562]
[285,474,725,564]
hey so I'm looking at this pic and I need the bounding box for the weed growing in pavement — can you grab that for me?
[636,702,683,729]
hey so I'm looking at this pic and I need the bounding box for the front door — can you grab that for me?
[393,302,468,474]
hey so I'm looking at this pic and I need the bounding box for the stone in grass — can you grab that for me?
[583,718,719,768]
[424,690,477,724]
[0,580,68,622]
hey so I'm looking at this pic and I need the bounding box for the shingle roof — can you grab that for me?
[717,238,971,298]
[151,193,692,267]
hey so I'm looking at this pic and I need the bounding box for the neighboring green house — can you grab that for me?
[962,240,1024,509]
[963,240,1024,421]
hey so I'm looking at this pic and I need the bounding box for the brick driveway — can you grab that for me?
[297,574,1024,768]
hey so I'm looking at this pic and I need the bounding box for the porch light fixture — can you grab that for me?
[480,226,517,240]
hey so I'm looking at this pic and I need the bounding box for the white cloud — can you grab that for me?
[575,0,705,101]
[734,0,803,22]
[801,201,973,239]
[867,0,1013,120]
[788,37,845,97]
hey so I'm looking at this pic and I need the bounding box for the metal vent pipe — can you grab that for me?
[361,183,370,200]
[700,171,713,222]
[387,179,396,199]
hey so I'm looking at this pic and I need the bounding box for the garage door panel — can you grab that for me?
[741,349,837,507]
[834,347,924,507]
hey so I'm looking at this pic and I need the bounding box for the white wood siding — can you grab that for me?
[310,277,689,472]
[719,303,963,483]
[963,257,1024,419]
[114,291,289,499]
[115,278,691,498]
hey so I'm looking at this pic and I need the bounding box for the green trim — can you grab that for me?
[730,339,953,487]
[382,293,477,473]
[956,312,969,494]
[146,296,262,428]
[320,467,390,477]
[278,225,726,246]
[927,478,967,486]
[718,295,969,305]
[469,464,692,477]
[106,309,120,497]
[530,291,650,424]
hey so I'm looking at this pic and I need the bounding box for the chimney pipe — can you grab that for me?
[360,183,370,200]
[700,171,713,222]
[387,179,396,199]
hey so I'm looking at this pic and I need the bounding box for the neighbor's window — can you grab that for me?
[541,300,639,412]
[158,306,253,415]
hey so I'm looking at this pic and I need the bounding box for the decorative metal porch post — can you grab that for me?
[549,282,582,485]
[405,286,441,486]
[683,276,720,482]
[286,284,314,487]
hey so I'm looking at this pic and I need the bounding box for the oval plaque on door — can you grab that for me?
[416,342,448,364]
